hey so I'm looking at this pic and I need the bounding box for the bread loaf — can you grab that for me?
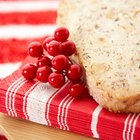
[58,0,140,113]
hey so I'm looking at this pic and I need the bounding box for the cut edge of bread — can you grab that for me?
[57,0,140,113]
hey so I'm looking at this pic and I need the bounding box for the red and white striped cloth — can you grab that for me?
[0,0,58,77]
[0,1,140,140]
[0,57,140,140]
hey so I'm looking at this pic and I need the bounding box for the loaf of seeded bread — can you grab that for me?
[57,0,140,113]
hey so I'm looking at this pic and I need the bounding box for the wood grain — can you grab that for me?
[0,113,96,140]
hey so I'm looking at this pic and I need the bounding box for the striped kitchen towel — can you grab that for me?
[0,0,58,78]
[0,57,140,140]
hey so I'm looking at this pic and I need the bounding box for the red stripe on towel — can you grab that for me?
[0,11,57,25]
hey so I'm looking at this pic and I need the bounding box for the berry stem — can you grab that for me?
[67,57,73,64]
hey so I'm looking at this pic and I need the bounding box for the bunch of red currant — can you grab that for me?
[22,27,87,98]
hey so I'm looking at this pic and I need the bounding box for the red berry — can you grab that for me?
[46,40,61,56]
[54,27,69,42]
[69,83,85,98]
[48,72,65,88]
[37,56,51,68]
[66,64,83,81]
[36,66,52,82]
[43,36,55,51]
[52,55,69,71]
[28,41,43,57]
[22,64,37,80]
[61,41,76,56]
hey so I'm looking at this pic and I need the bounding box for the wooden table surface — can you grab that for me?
[0,113,96,140]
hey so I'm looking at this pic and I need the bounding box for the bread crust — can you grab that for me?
[58,0,140,113]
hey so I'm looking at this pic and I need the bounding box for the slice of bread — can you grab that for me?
[57,0,140,113]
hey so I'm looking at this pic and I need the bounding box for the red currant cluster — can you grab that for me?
[22,27,87,98]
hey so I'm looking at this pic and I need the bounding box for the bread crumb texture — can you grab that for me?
[58,0,140,112]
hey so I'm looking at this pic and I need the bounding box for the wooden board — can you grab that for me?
[0,113,96,140]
